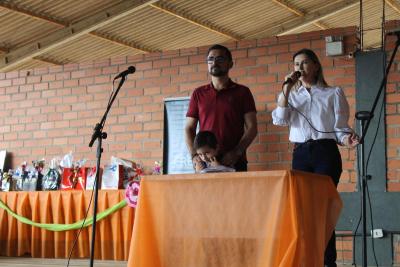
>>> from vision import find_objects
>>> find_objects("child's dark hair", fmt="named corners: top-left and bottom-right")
top-left (193, 131), bottom-right (218, 150)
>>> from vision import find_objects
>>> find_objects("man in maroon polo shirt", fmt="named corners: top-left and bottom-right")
top-left (185, 44), bottom-right (258, 171)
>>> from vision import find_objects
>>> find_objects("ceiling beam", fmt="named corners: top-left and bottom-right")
top-left (0, 47), bottom-right (9, 53)
top-left (385, 0), bottom-right (400, 14)
top-left (150, 2), bottom-right (242, 41)
top-left (0, 2), bottom-right (66, 26)
top-left (313, 21), bottom-right (328, 30)
top-left (266, 0), bottom-right (359, 36)
top-left (271, 0), bottom-right (304, 16)
top-left (33, 57), bottom-right (65, 65)
top-left (0, 0), bottom-right (158, 71)
top-left (271, 0), bottom-right (328, 30)
top-left (90, 32), bottom-right (155, 53)
top-left (0, 1), bottom-right (153, 56)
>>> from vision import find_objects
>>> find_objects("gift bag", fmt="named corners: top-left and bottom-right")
top-left (101, 164), bottom-right (123, 189)
top-left (32, 159), bottom-right (45, 191)
top-left (20, 167), bottom-right (38, 191)
top-left (1, 171), bottom-right (12, 191)
top-left (110, 156), bottom-right (141, 188)
top-left (61, 167), bottom-right (88, 190)
top-left (42, 158), bottom-right (61, 190)
top-left (22, 179), bottom-right (37, 191)
top-left (42, 169), bottom-right (61, 190)
top-left (86, 167), bottom-right (103, 190)
top-left (122, 165), bottom-right (140, 188)
top-left (12, 163), bottom-right (28, 191)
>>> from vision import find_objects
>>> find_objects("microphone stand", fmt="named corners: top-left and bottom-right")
top-left (88, 76), bottom-right (127, 267)
top-left (355, 32), bottom-right (400, 267)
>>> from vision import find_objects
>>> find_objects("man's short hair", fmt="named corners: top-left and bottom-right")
top-left (207, 44), bottom-right (232, 62)
top-left (194, 131), bottom-right (218, 150)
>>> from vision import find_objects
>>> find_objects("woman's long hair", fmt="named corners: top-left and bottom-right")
top-left (292, 48), bottom-right (329, 89)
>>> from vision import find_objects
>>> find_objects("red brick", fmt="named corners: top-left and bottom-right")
top-left (235, 58), bottom-right (257, 67)
top-left (144, 69), bottom-right (161, 78)
top-left (27, 76), bottom-right (41, 84)
top-left (257, 55), bottom-right (277, 65)
top-left (248, 66), bottom-right (268, 76)
top-left (162, 67), bottom-right (179, 76)
top-left (188, 54), bottom-right (207, 65)
top-left (237, 39), bottom-right (256, 48)
top-left (172, 57), bottom-right (189, 66)
top-left (56, 72), bottom-right (70, 80)
top-left (231, 49), bottom-right (248, 59)
top-left (33, 99), bottom-right (47, 107)
top-left (248, 47), bottom-right (267, 57)
top-left (12, 77), bottom-right (26, 85)
top-left (155, 50), bottom-right (176, 60)
top-left (71, 70), bottom-right (86, 79)
top-left (6, 71), bottom-right (19, 79)
top-left (179, 47), bottom-right (198, 56)
top-left (311, 39), bottom-right (325, 49)
top-left (144, 52), bottom-right (162, 61)
top-left (161, 85), bottom-right (179, 94)
top-left (269, 63), bottom-right (290, 73)
top-left (135, 61), bottom-right (153, 70)
top-left (269, 44), bottom-right (289, 54)
top-left (144, 122), bottom-right (161, 131)
top-left (256, 74), bottom-right (277, 84)
top-left (94, 75), bottom-right (110, 84)
top-left (79, 61), bottom-right (94, 69)
top-left (34, 83), bottom-right (49, 91)
top-left (153, 59), bottom-right (170, 68)
top-left (387, 182), bottom-right (400, 192)
top-left (143, 104), bottom-right (162, 112)
top-left (289, 41), bottom-right (311, 52)
top-left (111, 56), bottom-right (127, 65)
top-left (338, 183), bottom-right (355, 192)
top-left (11, 93), bottom-right (26, 101)
top-left (152, 111), bottom-right (163, 121)
top-left (143, 140), bottom-right (161, 149)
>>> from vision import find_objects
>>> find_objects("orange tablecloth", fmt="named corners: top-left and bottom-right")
top-left (0, 190), bottom-right (134, 260)
top-left (127, 170), bottom-right (342, 267)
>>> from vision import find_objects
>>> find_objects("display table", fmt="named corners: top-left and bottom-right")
top-left (0, 190), bottom-right (134, 260)
top-left (127, 170), bottom-right (342, 267)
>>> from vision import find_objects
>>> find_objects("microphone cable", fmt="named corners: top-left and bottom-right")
top-left (66, 180), bottom-right (96, 266)
top-left (280, 82), bottom-right (353, 136)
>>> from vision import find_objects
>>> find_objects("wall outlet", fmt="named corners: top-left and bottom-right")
top-left (371, 229), bottom-right (384, 238)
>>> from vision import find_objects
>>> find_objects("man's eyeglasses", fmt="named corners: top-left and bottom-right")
top-left (206, 56), bottom-right (227, 64)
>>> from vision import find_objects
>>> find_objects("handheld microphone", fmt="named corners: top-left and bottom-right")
top-left (113, 66), bottom-right (136, 80)
top-left (283, 71), bottom-right (301, 85)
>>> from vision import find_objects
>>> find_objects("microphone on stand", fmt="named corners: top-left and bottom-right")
top-left (283, 71), bottom-right (301, 85)
top-left (113, 66), bottom-right (136, 80)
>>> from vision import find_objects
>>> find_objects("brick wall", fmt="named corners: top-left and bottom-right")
top-left (336, 232), bottom-right (354, 266)
top-left (0, 27), bottom-right (360, 179)
top-left (386, 20), bottom-right (400, 192)
top-left (1, 25), bottom-right (400, 264)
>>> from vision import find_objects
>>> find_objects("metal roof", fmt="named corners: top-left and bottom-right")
top-left (0, 0), bottom-right (399, 72)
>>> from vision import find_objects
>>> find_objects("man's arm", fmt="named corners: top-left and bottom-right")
top-left (184, 117), bottom-right (199, 158)
top-left (222, 111), bottom-right (258, 166)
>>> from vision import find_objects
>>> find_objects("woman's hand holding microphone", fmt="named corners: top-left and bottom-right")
top-left (279, 71), bottom-right (301, 107)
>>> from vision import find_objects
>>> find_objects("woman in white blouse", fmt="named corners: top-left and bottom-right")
top-left (272, 48), bottom-right (358, 267)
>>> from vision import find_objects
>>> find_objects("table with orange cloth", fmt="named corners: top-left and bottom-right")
top-left (0, 190), bottom-right (134, 260)
top-left (128, 170), bottom-right (342, 267)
